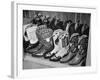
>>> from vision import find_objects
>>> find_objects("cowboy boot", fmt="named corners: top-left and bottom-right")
top-left (68, 49), bottom-right (87, 66)
top-left (60, 47), bottom-right (78, 63)
top-left (68, 35), bottom-right (88, 66)
top-left (26, 43), bottom-right (43, 54)
top-left (44, 29), bottom-right (63, 58)
top-left (32, 27), bottom-right (53, 57)
top-left (60, 33), bottom-right (79, 63)
top-left (50, 31), bottom-right (69, 61)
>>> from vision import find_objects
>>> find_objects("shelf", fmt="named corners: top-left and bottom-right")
top-left (23, 54), bottom-right (70, 69)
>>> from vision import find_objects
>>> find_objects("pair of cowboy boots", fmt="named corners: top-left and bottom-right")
top-left (46, 31), bottom-right (70, 61)
top-left (44, 29), bottom-right (64, 59)
top-left (60, 33), bottom-right (79, 63)
top-left (60, 35), bottom-right (88, 66)
top-left (26, 25), bottom-right (54, 57)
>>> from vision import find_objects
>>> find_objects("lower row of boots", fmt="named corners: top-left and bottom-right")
top-left (24, 33), bottom-right (88, 66)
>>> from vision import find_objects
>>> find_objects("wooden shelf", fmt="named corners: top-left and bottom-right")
top-left (23, 54), bottom-right (70, 69)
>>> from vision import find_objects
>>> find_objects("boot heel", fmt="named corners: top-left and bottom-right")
top-left (78, 58), bottom-right (86, 66)
top-left (80, 58), bottom-right (86, 66)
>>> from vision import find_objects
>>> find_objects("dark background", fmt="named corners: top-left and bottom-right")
top-left (23, 10), bottom-right (91, 26)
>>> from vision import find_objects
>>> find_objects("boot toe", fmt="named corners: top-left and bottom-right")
top-left (44, 52), bottom-right (52, 59)
top-left (68, 59), bottom-right (76, 65)
top-left (32, 52), bottom-right (43, 57)
top-left (60, 54), bottom-right (71, 63)
top-left (50, 56), bottom-right (61, 62)
top-left (60, 57), bottom-right (69, 63)
top-left (32, 49), bottom-right (46, 57)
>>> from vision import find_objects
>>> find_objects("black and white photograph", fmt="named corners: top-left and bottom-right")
top-left (11, 2), bottom-right (97, 78)
top-left (23, 10), bottom-right (91, 69)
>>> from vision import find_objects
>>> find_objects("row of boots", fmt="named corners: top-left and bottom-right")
top-left (23, 25), bottom-right (88, 66)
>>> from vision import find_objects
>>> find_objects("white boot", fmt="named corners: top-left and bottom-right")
top-left (55, 31), bottom-right (69, 57)
top-left (50, 29), bottom-right (63, 54)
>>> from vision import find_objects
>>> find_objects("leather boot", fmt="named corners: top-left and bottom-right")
top-left (68, 35), bottom-right (88, 66)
